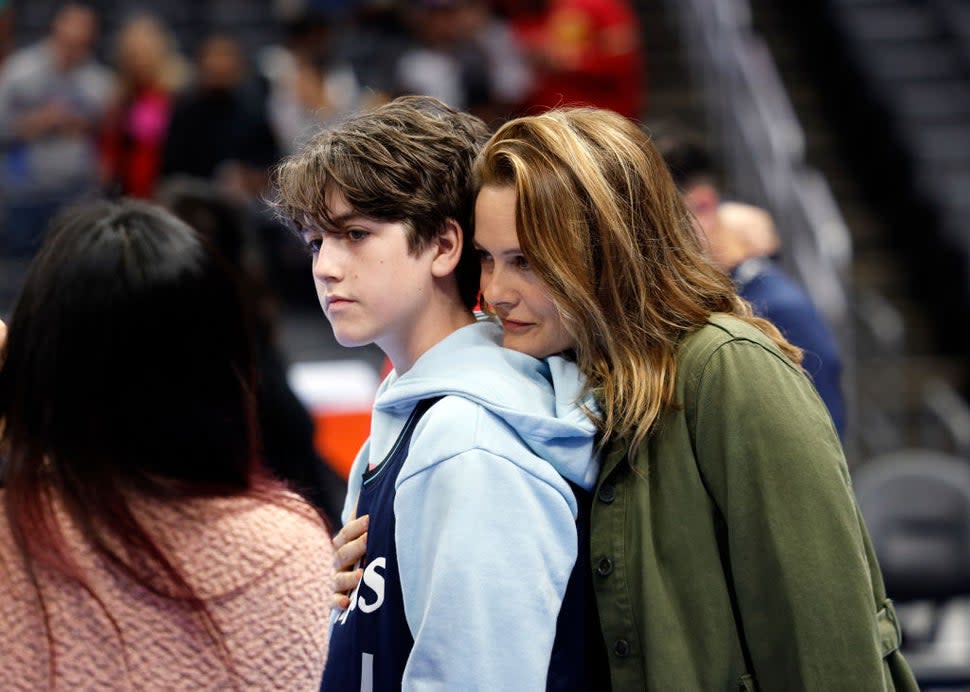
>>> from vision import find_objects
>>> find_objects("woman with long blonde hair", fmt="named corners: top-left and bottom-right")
top-left (471, 107), bottom-right (917, 691)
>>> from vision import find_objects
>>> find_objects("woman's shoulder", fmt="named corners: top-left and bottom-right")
top-left (223, 492), bottom-right (333, 553)
top-left (684, 312), bottom-right (774, 346)
top-left (678, 313), bottom-right (792, 372)
top-left (141, 489), bottom-right (326, 535)
top-left (135, 491), bottom-right (334, 598)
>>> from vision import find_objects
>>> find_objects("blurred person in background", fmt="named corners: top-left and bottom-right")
top-left (395, 0), bottom-right (530, 123)
top-left (259, 8), bottom-right (366, 304)
top-left (330, 0), bottom-right (411, 107)
top-left (655, 128), bottom-right (847, 438)
top-left (0, 0), bottom-right (13, 65)
top-left (156, 176), bottom-right (347, 527)
top-left (395, 0), bottom-right (490, 112)
top-left (99, 14), bottom-right (188, 198)
top-left (161, 33), bottom-right (279, 201)
top-left (261, 9), bottom-right (361, 155)
top-left (453, 0), bottom-right (533, 122)
top-left (495, 0), bottom-right (642, 119)
top-left (0, 0), bottom-right (11, 244)
top-left (0, 199), bottom-right (334, 689)
top-left (0, 3), bottom-right (111, 257)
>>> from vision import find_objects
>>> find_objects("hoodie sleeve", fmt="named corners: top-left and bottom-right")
top-left (393, 412), bottom-right (579, 691)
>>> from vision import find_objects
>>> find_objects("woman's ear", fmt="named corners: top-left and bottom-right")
top-left (430, 218), bottom-right (464, 278)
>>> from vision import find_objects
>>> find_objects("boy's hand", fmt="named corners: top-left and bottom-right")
top-left (0, 319), bottom-right (6, 348)
top-left (332, 513), bottom-right (368, 610)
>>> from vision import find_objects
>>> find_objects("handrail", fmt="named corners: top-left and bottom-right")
top-left (662, 0), bottom-right (876, 462)
top-left (923, 378), bottom-right (970, 458)
top-left (670, 0), bottom-right (970, 464)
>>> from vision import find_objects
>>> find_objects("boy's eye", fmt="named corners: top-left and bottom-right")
top-left (347, 228), bottom-right (369, 241)
top-left (305, 237), bottom-right (322, 254)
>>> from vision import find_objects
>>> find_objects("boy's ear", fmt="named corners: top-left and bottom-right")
top-left (430, 218), bottom-right (464, 278)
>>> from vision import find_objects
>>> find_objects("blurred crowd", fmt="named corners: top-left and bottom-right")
top-left (0, 0), bottom-right (643, 284)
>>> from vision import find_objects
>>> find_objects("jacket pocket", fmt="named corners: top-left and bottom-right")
top-left (738, 673), bottom-right (758, 692)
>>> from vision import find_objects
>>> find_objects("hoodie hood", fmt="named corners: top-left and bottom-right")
top-left (368, 319), bottom-right (599, 491)
top-left (332, 319), bottom-right (602, 689)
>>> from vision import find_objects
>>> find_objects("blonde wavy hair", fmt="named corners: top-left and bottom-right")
top-left (473, 108), bottom-right (802, 453)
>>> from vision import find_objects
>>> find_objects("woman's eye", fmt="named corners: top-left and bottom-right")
top-left (476, 249), bottom-right (493, 265)
top-left (514, 255), bottom-right (530, 270)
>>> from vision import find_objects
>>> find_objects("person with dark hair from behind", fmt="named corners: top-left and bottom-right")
top-left (155, 176), bottom-right (347, 527)
top-left (0, 200), bottom-right (334, 689)
top-left (654, 128), bottom-right (847, 437)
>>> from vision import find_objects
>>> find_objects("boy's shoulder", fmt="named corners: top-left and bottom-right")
top-left (408, 394), bottom-right (510, 459)
top-left (399, 394), bottom-right (570, 491)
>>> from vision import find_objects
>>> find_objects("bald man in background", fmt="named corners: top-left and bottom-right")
top-left (657, 130), bottom-right (847, 438)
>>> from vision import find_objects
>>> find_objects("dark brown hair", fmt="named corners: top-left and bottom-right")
top-left (0, 199), bottom-right (274, 683)
top-left (271, 95), bottom-right (490, 309)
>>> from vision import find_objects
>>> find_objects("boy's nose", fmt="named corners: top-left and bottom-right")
top-left (312, 244), bottom-right (342, 282)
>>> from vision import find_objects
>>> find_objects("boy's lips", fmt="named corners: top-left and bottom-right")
top-left (325, 295), bottom-right (354, 310)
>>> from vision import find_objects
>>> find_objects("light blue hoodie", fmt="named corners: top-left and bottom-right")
top-left (339, 318), bottom-right (599, 691)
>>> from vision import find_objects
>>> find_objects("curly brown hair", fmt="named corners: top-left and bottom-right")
top-left (271, 95), bottom-right (490, 309)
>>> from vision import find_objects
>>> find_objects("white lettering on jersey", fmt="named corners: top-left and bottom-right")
top-left (360, 652), bottom-right (374, 692)
top-left (358, 557), bottom-right (386, 613)
top-left (335, 556), bottom-right (387, 625)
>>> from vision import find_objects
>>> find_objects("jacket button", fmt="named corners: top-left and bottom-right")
top-left (596, 557), bottom-right (614, 576)
top-left (614, 639), bottom-right (630, 657)
top-left (598, 483), bottom-right (616, 503)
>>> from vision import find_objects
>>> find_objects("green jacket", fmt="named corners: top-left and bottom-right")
top-left (591, 315), bottom-right (918, 691)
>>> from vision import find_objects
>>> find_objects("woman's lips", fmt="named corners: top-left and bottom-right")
top-left (501, 318), bottom-right (534, 334)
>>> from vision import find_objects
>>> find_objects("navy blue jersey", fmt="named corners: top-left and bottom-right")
top-left (549, 479), bottom-right (610, 691)
top-left (322, 396), bottom-right (607, 691)
top-left (323, 398), bottom-right (439, 692)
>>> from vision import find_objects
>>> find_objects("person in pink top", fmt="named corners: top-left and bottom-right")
top-left (0, 200), bottom-right (335, 690)
top-left (99, 15), bottom-right (187, 198)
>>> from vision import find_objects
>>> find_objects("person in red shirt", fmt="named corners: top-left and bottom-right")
top-left (497, 0), bottom-right (644, 119)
